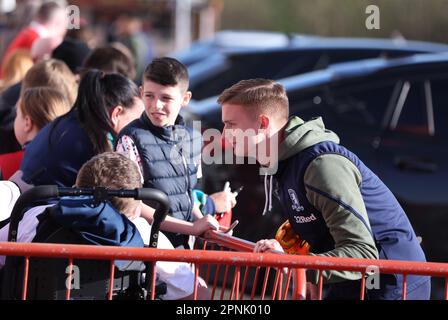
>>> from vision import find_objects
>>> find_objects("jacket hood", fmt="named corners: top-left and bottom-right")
top-left (50, 196), bottom-right (144, 270)
top-left (50, 196), bottom-right (143, 248)
top-left (278, 116), bottom-right (340, 161)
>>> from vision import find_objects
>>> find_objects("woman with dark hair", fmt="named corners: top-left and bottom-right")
top-left (19, 69), bottom-right (144, 187)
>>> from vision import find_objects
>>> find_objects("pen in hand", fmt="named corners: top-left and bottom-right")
top-left (233, 186), bottom-right (244, 196)
top-left (224, 220), bottom-right (239, 234)
top-left (217, 183), bottom-right (243, 218)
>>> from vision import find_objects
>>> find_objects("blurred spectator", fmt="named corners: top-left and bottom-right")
top-left (110, 15), bottom-right (154, 83)
top-left (52, 37), bottom-right (91, 76)
top-left (0, 83), bottom-right (22, 154)
top-left (1, 1), bottom-right (68, 77)
top-left (30, 35), bottom-right (63, 62)
top-left (81, 45), bottom-right (136, 80)
top-left (65, 17), bottom-right (97, 49)
top-left (22, 59), bottom-right (78, 105)
top-left (14, 86), bottom-right (71, 147)
top-left (0, 59), bottom-right (77, 155)
top-left (19, 70), bottom-right (144, 187)
top-left (0, 87), bottom-right (71, 179)
top-left (0, 49), bottom-right (33, 93)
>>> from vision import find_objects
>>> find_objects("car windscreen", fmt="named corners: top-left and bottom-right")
top-left (189, 48), bottom-right (424, 100)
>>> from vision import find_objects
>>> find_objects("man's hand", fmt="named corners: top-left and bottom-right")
top-left (253, 239), bottom-right (284, 253)
top-left (254, 239), bottom-right (287, 273)
top-left (209, 190), bottom-right (237, 213)
top-left (192, 215), bottom-right (220, 236)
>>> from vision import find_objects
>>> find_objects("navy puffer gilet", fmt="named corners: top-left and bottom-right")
top-left (118, 113), bottom-right (202, 248)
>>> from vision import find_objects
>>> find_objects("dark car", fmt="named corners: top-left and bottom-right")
top-left (187, 52), bottom-right (448, 299)
top-left (178, 35), bottom-right (448, 101)
top-left (170, 30), bottom-right (322, 67)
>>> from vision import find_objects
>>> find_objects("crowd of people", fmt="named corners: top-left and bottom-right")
top-left (0, 1), bottom-right (431, 300)
top-left (0, 1), bottom-right (232, 300)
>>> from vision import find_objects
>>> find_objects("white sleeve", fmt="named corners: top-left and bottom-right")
top-left (131, 217), bottom-right (195, 300)
top-left (0, 204), bottom-right (53, 268)
top-left (196, 162), bottom-right (202, 179)
top-left (0, 181), bottom-right (21, 222)
top-left (17, 205), bottom-right (54, 243)
top-left (0, 221), bottom-right (10, 243)
top-left (116, 135), bottom-right (144, 183)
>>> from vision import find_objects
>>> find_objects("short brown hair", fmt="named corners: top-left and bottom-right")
top-left (217, 79), bottom-right (289, 120)
top-left (76, 152), bottom-right (142, 219)
top-left (143, 57), bottom-right (189, 93)
top-left (22, 59), bottom-right (78, 106)
top-left (18, 87), bottom-right (71, 129)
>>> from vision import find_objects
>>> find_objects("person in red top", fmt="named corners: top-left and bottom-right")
top-left (1, 1), bottom-right (67, 76)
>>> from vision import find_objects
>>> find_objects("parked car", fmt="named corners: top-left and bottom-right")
top-left (177, 34), bottom-right (448, 101)
top-left (170, 30), bottom-right (321, 67)
top-left (187, 52), bottom-right (448, 298)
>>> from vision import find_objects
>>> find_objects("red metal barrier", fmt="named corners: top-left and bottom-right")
top-left (0, 233), bottom-right (306, 301)
top-left (200, 231), bottom-right (448, 300)
top-left (199, 230), bottom-right (307, 300)
top-left (1, 231), bottom-right (448, 300)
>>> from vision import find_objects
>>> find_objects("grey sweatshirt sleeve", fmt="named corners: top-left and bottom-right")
top-left (303, 154), bottom-right (379, 284)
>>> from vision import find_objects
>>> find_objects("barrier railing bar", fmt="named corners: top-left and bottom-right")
top-left (149, 264), bottom-right (156, 300)
top-left (220, 264), bottom-right (230, 300)
top-left (402, 274), bottom-right (407, 300)
top-left (3, 234), bottom-right (448, 302)
top-left (360, 272), bottom-right (366, 300)
top-left (294, 269), bottom-right (308, 300)
top-left (193, 264), bottom-right (199, 300)
top-left (203, 242), bottom-right (212, 284)
top-left (240, 266), bottom-right (249, 300)
top-left (261, 267), bottom-right (270, 300)
top-left (317, 272), bottom-right (323, 300)
top-left (271, 269), bottom-right (280, 300)
top-left (283, 269), bottom-right (293, 300)
top-left (22, 256), bottom-right (29, 300)
top-left (278, 273), bottom-right (284, 300)
top-left (2, 241), bottom-right (446, 277)
top-left (230, 266), bottom-right (240, 300)
top-left (108, 260), bottom-right (115, 300)
top-left (235, 267), bottom-right (240, 300)
top-left (445, 277), bottom-right (448, 300)
top-left (2, 241), bottom-right (447, 277)
top-left (66, 258), bottom-right (73, 300)
top-left (211, 263), bottom-right (221, 300)
top-left (251, 267), bottom-right (260, 300)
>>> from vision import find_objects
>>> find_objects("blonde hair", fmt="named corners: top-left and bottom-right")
top-left (18, 87), bottom-right (71, 130)
top-left (217, 79), bottom-right (289, 121)
top-left (1, 50), bottom-right (34, 92)
top-left (22, 59), bottom-right (78, 106)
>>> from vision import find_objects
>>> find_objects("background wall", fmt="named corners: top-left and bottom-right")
top-left (220, 0), bottom-right (448, 43)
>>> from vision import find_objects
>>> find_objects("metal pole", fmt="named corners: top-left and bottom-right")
top-left (174, 0), bottom-right (192, 51)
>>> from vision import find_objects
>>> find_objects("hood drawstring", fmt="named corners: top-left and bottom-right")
top-left (262, 174), bottom-right (268, 215)
top-left (262, 173), bottom-right (274, 215)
